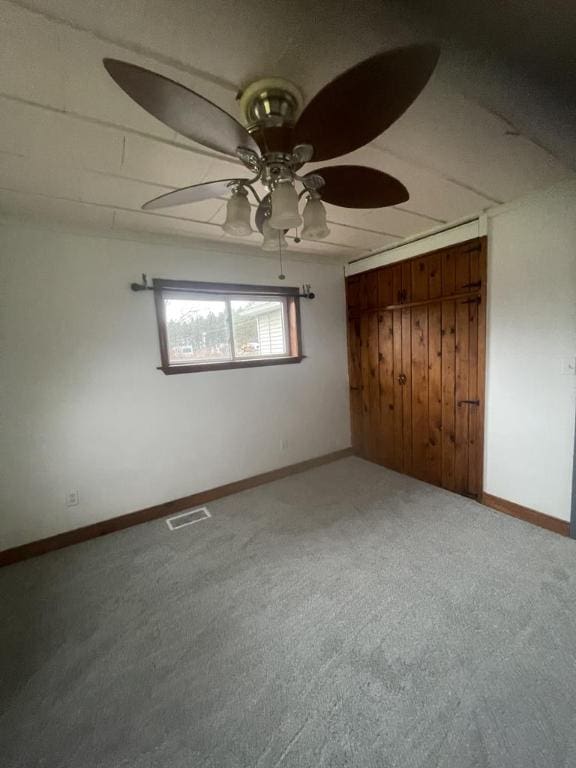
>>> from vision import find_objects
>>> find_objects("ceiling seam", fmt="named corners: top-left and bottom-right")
top-left (0, 213), bottom-right (347, 265)
top-left (39, 167), bottom-right (403, 240)
top-left (370, 143), bottom-right (503, 203)
top-left (0, 92), bottom-right (481, 227)
top-left (394, 206), bottom-right (446, 224)
top-left (0, 185), bottom-right (363, 252)
top-left (0, 91), bottom-right (231, 164)
top-left (4, 0), bottom-right (239, 93)
top-left (469, 99), bottom-right (575, 171)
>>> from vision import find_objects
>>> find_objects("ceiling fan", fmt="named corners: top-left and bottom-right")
top-left (103, 45), bottom-right (439, 251)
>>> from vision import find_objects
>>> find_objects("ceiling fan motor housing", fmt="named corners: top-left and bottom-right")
top-left (239, 78), bottom-right (303, 128)
top-left (239, 78), bottom-right (305, 166)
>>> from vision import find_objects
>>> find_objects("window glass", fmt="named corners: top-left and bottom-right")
top-left (231, 299), bottom-right (286, 358)
top-left (165, 296), bottom-right (231, 364)
top-left (154, 281), bottom-right (302, 373)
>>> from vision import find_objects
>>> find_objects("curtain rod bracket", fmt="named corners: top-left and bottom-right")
top-left (130, 274), bottom-right (154, 292)
top-left (299, 284), bottom-right (315, 299)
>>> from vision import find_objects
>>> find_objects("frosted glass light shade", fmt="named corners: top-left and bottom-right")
top-left (222, 189), bottom-right (252, 236)
top-left (269, 181), bottom-right (302, 230)
top-left (262, 217), bottom-right (288, 252)
top-left (302, 197), bottom-right (330, 240)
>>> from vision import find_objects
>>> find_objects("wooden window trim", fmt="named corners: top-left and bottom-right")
top-left (153, 279), bottom-right (303, 374)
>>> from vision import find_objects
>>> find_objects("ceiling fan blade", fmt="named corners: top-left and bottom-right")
top-left (103, 59), bottom-right (260, 157)
top-left (307, 166), bottom-right (409, 208)
top-left (142, 179), bottom-right (249, 211)
top-left (294, 45), bottom-right (440, 161)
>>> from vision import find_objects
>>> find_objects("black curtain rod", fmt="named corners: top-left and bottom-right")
top-left (130, 274), bottom-right (315, 299)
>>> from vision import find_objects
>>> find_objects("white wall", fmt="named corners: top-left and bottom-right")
top-left (484, 178), bottom-right (576, 521)
top-left (0, 224), bottom-right (351, 550)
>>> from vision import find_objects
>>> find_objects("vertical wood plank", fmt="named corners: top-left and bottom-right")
top-left (442, 248), bottom-right (456, 297)
top-left (346, 276), bottom-right (361, 317)
top-left (454, 294), bottom-right (470, 493)
top-left (476, 238), bottom-right (488, 498)
top-left (428, 253), bottom-right (442, 300)
top-left (392, 308), bottom-right (404, 471)
top-left (426, 251), bottom-right (443, 486)
top-left (411, 257), bottom-right (429, 301)
top-left (401, 308), bottom-right (412, 475)
top-left (467, 239), bottom-right (486, 497)
top-left (411, 306), bottom-right (429, 481)
top-left (410, 258), bottom-right (430, 480)
top-left (359, 274), bottom-right (367, 311)
top-left (401, 261), bottom-right (412, 303)
top-left (441, 249), bottom-right (456, 490)
top-left (392, 264), bottom-right (403, 306)
top-left (378, 310), bottom-right (395, 468)
top-left (347, 317), bottom-right (363, 453)
top-left (454, 243), bottom-right (472, 493)
top-left (378, 266), bottom-right (394, 308)
top-left (467, 251), bottom-right (480, 496)
top-left (427, 301), bottom-right (443, 486)
top-left (360, 312), bottom-right (370, 459)
top-left (454, 246), bottom-right (471, 293)
top-left (364, 271), bottom-right (379, 310)
top-left (363, 311), bottom-right (380, 462)
top-left (441, 299), bottom-right (457, 490)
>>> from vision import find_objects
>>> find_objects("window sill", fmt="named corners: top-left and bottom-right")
top-left (157, 355), bottom-right (305, 375)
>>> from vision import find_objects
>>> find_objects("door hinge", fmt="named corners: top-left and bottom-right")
top-left (461, 281), bottom-right (481, 290)
top-left (458, 399), bottom-right (480, 406)
top-left (461, 296), bottom-right (481, 304)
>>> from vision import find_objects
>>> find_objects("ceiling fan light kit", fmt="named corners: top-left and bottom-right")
top-left (261, 217), bottom-right (288, 252)
top-left (302, 194), bottom-right (331, 240)
top-left (103, 44), bottom-right (439, 252)
top-left (222, 186), bottom-right (252, 236)
top-left (269, 180), bottom-right (303, 230)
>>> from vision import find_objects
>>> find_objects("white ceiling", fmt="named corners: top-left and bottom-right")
top-left (0, 0), bottom-right (573, 263)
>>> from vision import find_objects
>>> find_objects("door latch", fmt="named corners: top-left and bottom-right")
top-left (458, 399), bottom-right (480, 406)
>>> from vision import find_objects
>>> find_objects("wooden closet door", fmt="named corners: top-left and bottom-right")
top-left (345, 237), bottom-right (486, 500)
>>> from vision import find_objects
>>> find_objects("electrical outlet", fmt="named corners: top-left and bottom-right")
top-left (65, 490), bottom-right (79, 507)
top-left (280, 439), bottom-right (289, 451)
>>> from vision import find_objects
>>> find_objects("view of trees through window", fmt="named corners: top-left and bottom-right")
top-left (165, 295), bottom-right (286, 364)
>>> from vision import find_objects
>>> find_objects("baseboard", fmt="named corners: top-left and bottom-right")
top-left (0, 448), bottom-right (354, 568)
top-left (482, 493), bottom-right (570, 537)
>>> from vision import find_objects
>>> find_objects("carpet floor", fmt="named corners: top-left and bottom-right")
top-left (1, 457), bottom-right (576, 768)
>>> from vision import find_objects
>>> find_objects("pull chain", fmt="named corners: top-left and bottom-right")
top-left (278, 230), bottom-right (286, 280)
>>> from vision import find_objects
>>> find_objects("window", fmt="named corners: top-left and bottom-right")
top-left (153, 280), bottom-right (303, 374)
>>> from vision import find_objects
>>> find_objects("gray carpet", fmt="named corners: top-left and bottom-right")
top-left (1, 457), bottom-right (576, 768)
